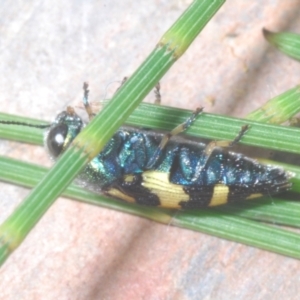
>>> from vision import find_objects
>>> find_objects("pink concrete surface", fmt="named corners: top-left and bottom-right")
top-left (0, 1), bottom-right (300, 299)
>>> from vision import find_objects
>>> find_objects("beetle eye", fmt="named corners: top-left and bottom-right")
top-left (46, 124), bottom-right (68, 157)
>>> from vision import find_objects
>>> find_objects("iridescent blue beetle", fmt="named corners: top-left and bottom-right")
top-left (44, 83), bottom-right (292, 208)
top-left (1, 83), bottom-right (292, 209)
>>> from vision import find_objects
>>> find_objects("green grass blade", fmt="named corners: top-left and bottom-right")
top-left (246, 84), bottom-right (300, 124)
top-left (172, 209), bottom-right (300, 259)
top-left (2, 103), bottom-right (300, 154)
top-left (0, 0), bottom-right (226, 266)
top-left (263, 28), bottom-right (300, 61)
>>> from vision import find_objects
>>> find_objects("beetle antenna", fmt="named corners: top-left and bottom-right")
top-left (0, 120), bottom-right (50, 129)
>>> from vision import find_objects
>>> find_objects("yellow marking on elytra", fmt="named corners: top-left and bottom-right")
top-left (246, 193), bottom-right (263, 200)
top-left (106, 188), bottom-right (136, 203)
top-left (208, 184), bottom-right (229, 206)
top-left (142, 171), bottom-right (189, 208)
top-left (124, 175), bottom-right (135, 183)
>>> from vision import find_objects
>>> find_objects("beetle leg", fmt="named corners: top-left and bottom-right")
top-left (192, 125), bottom-right (250, 182)
top-left (146, 107), bottom-right (203, 169)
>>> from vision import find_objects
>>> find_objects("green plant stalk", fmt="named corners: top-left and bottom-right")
top-left (173, 210), bottom-right (300, 259)
top-left (130, 105), bottom-right (300, 153)
top-left (215, 197), bottom-right (300, 226)
top-left (1, 155), bottom-right (300, 259)
top-left (263, 28), bottom-right (300, 61)
top-left (0, 0), bottom-right (225, 266)
top-left (246, 84), bottom-right (300, 123)
top-left (0, 146), bottom-right (88, 263)
top-left (2, 102), bottom-right (300, 154)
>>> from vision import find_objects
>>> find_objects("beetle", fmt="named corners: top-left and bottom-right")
top-left (0, 83), bottom-right (292, 209)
